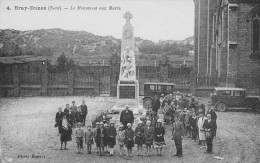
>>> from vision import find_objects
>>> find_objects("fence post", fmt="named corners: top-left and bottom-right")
top-left (109, 53), bottom-right (119, 96)
top-left (68, 68), bottom-right (74, 95)
top-left (159, 54), bottom-right (169, 82)
top-left (41, 61), bottom-right (48, 96)
top-left (13, 64), bottom-right (20, 97)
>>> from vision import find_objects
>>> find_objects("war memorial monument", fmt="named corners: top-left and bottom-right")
top-left (113, 11), bottom-right (140, 113)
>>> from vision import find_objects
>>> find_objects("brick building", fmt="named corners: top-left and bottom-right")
top-left (194, 0), bottom-right (260, 95)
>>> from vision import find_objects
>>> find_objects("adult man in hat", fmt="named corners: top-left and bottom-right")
top-left (120, 105), bottom-right (134, 130)
top-left (172, 116), bottom-right (184, 157)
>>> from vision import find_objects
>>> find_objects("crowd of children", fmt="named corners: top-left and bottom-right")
top-left (55, 93), bottom-right (217, 157)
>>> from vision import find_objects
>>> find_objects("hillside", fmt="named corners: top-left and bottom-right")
top-left (0, 28), bottom-right (121, 59)
top-left (0, 28), bottom-right (194, 65)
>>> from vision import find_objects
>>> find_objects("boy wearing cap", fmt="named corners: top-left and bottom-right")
top-left (75, 122), bottom-right (84, 153)
top-left (107, 121), bottom-right (117, 156)
top-left (85, 125), bottom-right (94, 154)
top-left (125, 123), bottom-right (135, 157)
top-left (117, 124), bottom-right (125, 156)
top-left (93, 122), bottom-right (100, 153)
top-left (135, 120), bottom-right (144, 156)
top-left (144, 120), bottom-right (154, 156)
top-left (70, 101), bottom-right (77, 128)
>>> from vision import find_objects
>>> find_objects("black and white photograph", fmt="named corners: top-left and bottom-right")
top-left (0, 0), bottom-right (260, 162)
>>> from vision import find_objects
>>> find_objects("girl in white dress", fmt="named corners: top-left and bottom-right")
top-left (197, 116), bottom-right (207, 149)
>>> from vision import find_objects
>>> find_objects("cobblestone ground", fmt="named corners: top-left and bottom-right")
top-left (0, 96), bottom-right (260, 163)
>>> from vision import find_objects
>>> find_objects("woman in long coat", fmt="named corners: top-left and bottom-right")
top-left (59, 115), bottom-right (72, 150)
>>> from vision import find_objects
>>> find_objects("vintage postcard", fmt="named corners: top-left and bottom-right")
top-left (0, 0), bottom-right (260, 162)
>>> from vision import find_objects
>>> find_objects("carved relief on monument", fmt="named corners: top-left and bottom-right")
top-left (120, 46), bottom-right (136, 80)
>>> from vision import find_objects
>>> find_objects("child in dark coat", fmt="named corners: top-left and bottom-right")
top-left (96, 122), bottom-right (107, 156)
top-left (154, 119), bottom-right (166, 156)
top-left (85, 125), bottom-right (94, 154)
top-left (135, 121), bottom-right (144, 156)
top-left (107, 121), bottom-right (117, 156)
top-left (144, 120), bottom-right (154, 156)
top-left (190, 111), bottom-right (197, 140)
top-left (75, 122), bottom-right (84, 153)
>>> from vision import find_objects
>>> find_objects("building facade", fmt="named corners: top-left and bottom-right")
top-left (194, 0), bottom-right (260, 95)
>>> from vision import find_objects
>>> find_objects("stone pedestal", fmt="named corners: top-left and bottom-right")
top-left (115, 80), bottom-right (140, 113)
top-left (117, 80), bottom-right (139, 101)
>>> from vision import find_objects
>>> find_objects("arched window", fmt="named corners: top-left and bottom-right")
top-left (251, 7), bottom-right (260, 59)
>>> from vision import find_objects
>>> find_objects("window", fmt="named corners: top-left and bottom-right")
top-left (222, 90), bottom-right (231, 96)
top-left (212, 13), bottom-right (217, 43)
top-left (167, 86), bottom-right (171, 91)
top-left (150, 85), bottom-right (154, 91)
top-left (157, 85), bottom-right (161, 90)
top-left (234, 91), bottom-right (243, 97)
top-left (251, 6), bottom-right (260, 59)
top-left (252, 10), bottom-right (260, 58)
top-left (221, 10), bottom-right (224, 41)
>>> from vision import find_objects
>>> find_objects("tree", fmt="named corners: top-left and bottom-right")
top-left (56, 52), bottom-right (74, 72)
top-left (57, 52), bottom-right (67, 72)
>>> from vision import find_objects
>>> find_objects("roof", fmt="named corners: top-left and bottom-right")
top-left (0, 55), bottom-right (49, 64)
top-left (214, 87), bottom-right (246, 91)
top-left (144, 82), bottom-right (175, 85)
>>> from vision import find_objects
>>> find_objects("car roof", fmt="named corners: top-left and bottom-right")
top-left (214, 87), bottom-right (246, 91)
top-left (144, 82), bottom-right (175, 86)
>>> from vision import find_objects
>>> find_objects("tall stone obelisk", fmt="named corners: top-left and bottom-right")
top-left (116, 11), bottom-right (139, 111)
top-left (119, 11), bottom-right (136, 81)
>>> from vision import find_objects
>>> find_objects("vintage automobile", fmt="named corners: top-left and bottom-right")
top-left (210, 87), bottom-right (260, 112)
top-left (142, 82), bottom-right (175, 109)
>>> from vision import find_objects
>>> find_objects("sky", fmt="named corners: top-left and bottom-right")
top-left (0, 0), bottom-right (194, 42)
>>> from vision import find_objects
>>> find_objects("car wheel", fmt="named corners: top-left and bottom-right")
top-left (216, 102), bottom-right (227, 112)
top-left (143, 98), bottom-right (153, 109)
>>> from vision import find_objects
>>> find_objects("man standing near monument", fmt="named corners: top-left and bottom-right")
top-left (205, 101), bottom-right (217, 138)
top-left (172, 116), bottom-right (184, 157)
top-left (120, 105), bottom-right (134, 130)
top-left (80, 100), bottom-right (88, 126)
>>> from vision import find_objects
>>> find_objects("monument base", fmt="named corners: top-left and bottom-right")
top-left (108, 80), bottom-right (142, 114)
